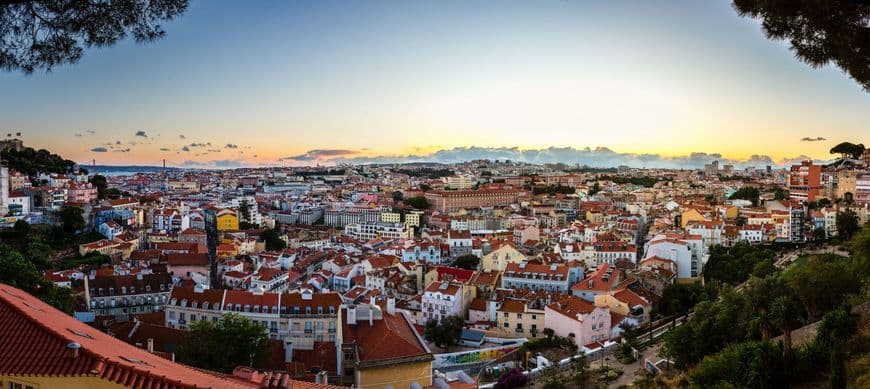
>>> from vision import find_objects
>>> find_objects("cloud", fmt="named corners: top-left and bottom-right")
top-left (86, 130), bottom-right (96, 134)
top-left (225, 143), bottom-right (238, 149)
top-left (160, 148), bottom-right (170, 151)
top-left (90, 147), bottom-right (108, 152)
top-left (74, 133), bottom-right (82, 137)
top-left (314, 146), bottom-right (833, 169)
top-left (188, 142), bottom-right (211, 148)
top-left (283, 149), bottom-right (360, 161)
top-left (180, 160), bottom-right (206, 167)
top-left (113, 148), bottom-right (131, 153)
top-left (801, 136), bottom-right (827, 142)
top-left (179, 134), bottom-right (186, 139)
top-left (182, 146), bottom-right (191, 152)
top-left (135, 131), bottom-right (148, 138)
top-left (115, 140), bottom-right (122, 145)
top-left (211, 159), bottom-right (244, 167)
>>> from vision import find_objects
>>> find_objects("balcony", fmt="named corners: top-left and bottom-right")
top-left (178, 319), bottom-right (187, 325)
top-left (328, 328), bottom-right (336, 333)
top-left (269, 328), bottom-right (278, 333)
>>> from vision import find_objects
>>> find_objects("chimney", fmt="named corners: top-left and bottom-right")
top-left (67, 342), bottom-right (81, 359)
top-left (386, 297), bottom-right (396, 315)
top-left (347, 305), bottom-right (357, 325)
top-left (315, 371), bottom-right (328, 384)
top-left (83, 276), bottom-right (91, 310)
top-left (147, 338), bottom-right (154, 353)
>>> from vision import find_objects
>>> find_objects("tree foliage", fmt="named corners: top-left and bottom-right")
top-left (733, 1), bottom-right (870, 91)
top-left (423, 315), bottom-right (464, 351)
top-left (702, 242), bottom-right (774, 285)
top-left (89, 174), bottom-right (108, 199)
top-left (829, 142), bottom-right (867, 159)
top-left (0, 146), bottom-right (76, 175)
top-left (60, 205), bottom-right (85, 233)
top-left (837, 208), bottom-right (860, 239)
top-left (451, 254), bottom-right (480, 270)
top-left (403, 195), bottom-right (429, 210)
top-left (259, 227), bottom-right (286, 251)
top-left (690, 340), bottom-right (786, 388)
top-left (0, 243), bottom-right (76, 313)
top-left (176, 313), bottom-right (272, 374)
top-left (728, 186), bottom-right (760, 206)
top-left (0, 0), bottom-right (189, 73)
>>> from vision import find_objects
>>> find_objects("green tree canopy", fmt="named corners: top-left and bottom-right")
top-left (837, 209), bottom-right (860, 239)
top-left (729, 186), bottom-right (761, 206)
top-left (733, 1), bottom-right (870, 91)
top-left (0, 0), bottom-right (189, 74)
top-left (403, 195), bottom-right (429, 210)
top-left (424, 315), bottom-right (464, 351)
top-left (60, 205), bottom-right (85, 233)
top-left (176, 313), bottom-right (272, 373)
top-left (451, 254), bottom-right (480, 270)
top-left (829, 142), bottom-right (866, 159)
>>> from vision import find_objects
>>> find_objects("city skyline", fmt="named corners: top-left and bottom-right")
top-left (1, 0), bottom-right (868, 168)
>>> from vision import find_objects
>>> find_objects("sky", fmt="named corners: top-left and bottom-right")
top-left (0, 0), bottom-right (867, 168)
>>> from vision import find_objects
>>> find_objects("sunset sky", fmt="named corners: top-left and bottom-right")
top-left (0, 0), bottom-right (867, 168)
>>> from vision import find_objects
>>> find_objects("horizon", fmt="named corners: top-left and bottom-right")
top-left (1, 0), bottom-right (868, 168)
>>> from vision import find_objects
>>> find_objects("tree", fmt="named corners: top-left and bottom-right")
top-left (423, 315), bottom-right (464, 351)
top-left (769, 295), bottom-right (804, 365)
top-left (451, 254), bottom-right (479, 270)
top-left (176, 313), bottom-right (272, 373)
top-left (829, 142), bottom-right (867, 159)
top-left (816, 308), bottom-right (859, 389)
top-left (773, 187), bottom-right (789, 201)
top-left (785, 255), bottom-right (860, 320)
top-left (690, 340), bottom-right (786, 388)
top-left (403, 195), bottom-right (429, 210)
top-left (259, 227), bottom-right (286, 251)
top-left (0, 0), bottom-right (189, 74)
top-left (60, 205), bottom-right (85, 233)
top-left (733, 1), bottom-right (870, 91)
top-left (89, 175), bottom-right (108, 199)
top-left (0, 246), bottom-right (75, 313)
top-left (729, 186), bottom-right (760, 206)
top-left (836, 209), bottom-right (860, 239)
top-left (391, 190), bottom-right (403, 202)
top-left (12, 219), bottom-right (30, 236)
top-left (495, 368), bottom-right (527, 389)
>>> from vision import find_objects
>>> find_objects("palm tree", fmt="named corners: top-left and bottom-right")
top-left (770, 296), bottom-right (803, 365)
top-left (818, 309), bottom-right (859, 389)
top-left (751, 308), bottom-right (774, 341)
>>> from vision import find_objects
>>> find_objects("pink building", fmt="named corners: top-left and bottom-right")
top-left (544, 296), bottom-right (611, 349)
top-left (66, 182), bottom-right (98, 203)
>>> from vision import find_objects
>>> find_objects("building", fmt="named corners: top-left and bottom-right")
top-left (86, 273), bottom-right (173, 316)
top-left (857, 174), bottom-right (870, 205)
top-left (501, 262), bottom-right (570, 292)
top-left (424, 189), bottom-right (525, 212)
top-left (421, 281), bottom-right (465, 323)
top-left (344, 222), bottom-right (411, 241)
top-left (446, 175), bottom-right (474, 189)
top-left (788, 160), bottom-right (822, 202)
top-left (165, 287), bottom-right (342, 348)
top-left (0, 282), bottom-right (340, 389)
top-left (481, 241), bottom-right (527, 272)
top-left (340, 303), bottom-right (434, 389)
top-left (217, 208), bottom-right (240, 231)
top-left (544, 296), bottom-right (612, 350)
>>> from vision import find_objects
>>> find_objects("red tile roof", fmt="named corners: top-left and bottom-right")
top-left (341, 308), bottom-right (432, 365)
top-left (0, 283), bottom-right (254, 388)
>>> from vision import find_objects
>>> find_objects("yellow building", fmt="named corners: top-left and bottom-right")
top-left (496, 298), bottom-right (545, 339)
top-left (482, 241), bottom-right (527, 272)
top-left (380, 211), bottom-right (402, 223)
top-left (216, 209), bottom-right (239, 231)
top-left (681, 208), bottom-right (707, 229)
top-left (405, 210), bottom-right (423, 228)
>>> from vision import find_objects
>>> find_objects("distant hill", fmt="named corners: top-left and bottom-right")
top-left (85, 165), bottom-right (182, 174)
